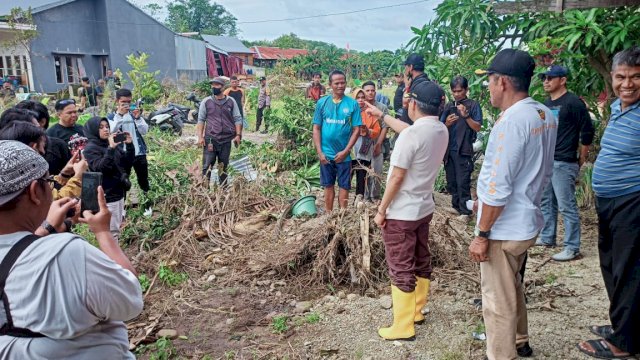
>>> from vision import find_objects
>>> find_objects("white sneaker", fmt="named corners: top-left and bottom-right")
top-left (143, 207), bottom-right (153, 217)
top-left (551, 248), bottom-right (579, 261)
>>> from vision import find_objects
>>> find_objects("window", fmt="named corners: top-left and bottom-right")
top-left (5, 56), bottom-right (12, 76)
top-left (100, 57), bottom-right (109, 77)
top-left (54, 55), bottom-right (82, 84)
top-left (55, 56), bottom-right (63, 83)
top-left (66, 57), bottom-right (74, 83)
top-left (0, 57), bottom-right (4, 77)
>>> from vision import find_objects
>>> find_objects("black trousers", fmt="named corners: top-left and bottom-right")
top-left (256, 107), bottom-right (267, 131)
top-left (351, 159), bottom-right (371, 196)
top-left (124, 155), bottom-right (150, 193)
top-left (202, 140), bottom-right (232, 185)
top-left (596, 191), bottom-right (640, 353)
top-left (445, 151), bottom-right (473, 213)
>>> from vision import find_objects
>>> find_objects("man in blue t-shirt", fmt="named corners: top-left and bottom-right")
top-left (312, 70), bottom-right (363, 212)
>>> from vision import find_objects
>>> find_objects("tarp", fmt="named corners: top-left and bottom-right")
top-left (206, 47), bottom-right (244, 77)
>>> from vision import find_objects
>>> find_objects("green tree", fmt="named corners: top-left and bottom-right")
top-left (1, 7), bottom-right (38, 56)
top-left (126, 53), bottom-right (162, 104)
top-left (165, 0), bottom-right (238, 36)
top-left (407, 0), bottom-right (640, 124)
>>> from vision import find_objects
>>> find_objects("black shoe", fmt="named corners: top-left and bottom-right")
top-left (517, 342), bottom-right (533, 357)
top-left (458, 208), bottom-right (472, 216)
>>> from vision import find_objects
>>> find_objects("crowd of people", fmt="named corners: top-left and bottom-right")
top-left (0, 43), bottom-right (637, 359)
top-left (0, 80), bottom-right (150, 356)
top-left (309, 46), bottom-right (639, 360)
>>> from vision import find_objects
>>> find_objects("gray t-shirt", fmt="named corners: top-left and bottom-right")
top-left (0, 232), bottom-right (143, 359)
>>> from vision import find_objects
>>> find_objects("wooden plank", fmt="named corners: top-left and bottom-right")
top-left (494, 0), bottom-right (640, 14)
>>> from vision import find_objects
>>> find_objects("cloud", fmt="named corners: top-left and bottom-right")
top-left (136, 0), bottom-right (441, 51)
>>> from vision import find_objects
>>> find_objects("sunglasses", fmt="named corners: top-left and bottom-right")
top-left (539, 75), bottom-right (559, 82)
top-left (57, 99), bottom-right (76, 106)
top-left (37, 175), bottom-right (56, 185)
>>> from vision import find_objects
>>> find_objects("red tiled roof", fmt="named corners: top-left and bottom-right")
top-left (252, 46), bottom-right (308, 60)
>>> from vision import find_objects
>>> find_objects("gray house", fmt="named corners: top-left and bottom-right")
top-left (0, 0), bottom-right (180, 93)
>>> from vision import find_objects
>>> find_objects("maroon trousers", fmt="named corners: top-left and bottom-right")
top-left (382, 213), bottom-right (433, 292)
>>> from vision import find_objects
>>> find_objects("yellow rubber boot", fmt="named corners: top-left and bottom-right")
top-left (415, 277), bottom-right (430, 324)
top-left (378, 285), bottom-right (416, 341)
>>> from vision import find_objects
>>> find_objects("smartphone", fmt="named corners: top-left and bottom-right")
top-left (81, 172), bottom-right (102, 213)
top-left (130, 104), bottom-right (137, 111)
top-left (114, 132), bottom-right (127, 143)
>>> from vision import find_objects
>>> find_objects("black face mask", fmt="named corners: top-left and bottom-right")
top-left (212, 87), bottom-right (222, 96)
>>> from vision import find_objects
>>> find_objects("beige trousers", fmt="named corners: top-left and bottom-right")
top-left (480, 238), bottom-right (536, 360)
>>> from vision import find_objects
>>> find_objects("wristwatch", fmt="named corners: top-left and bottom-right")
top-left (41, 220), bottom-right (57, 234)
top-left (474, 228), bottom-right (491, 239)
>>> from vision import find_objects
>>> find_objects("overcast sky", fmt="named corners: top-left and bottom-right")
top-left (136, 0), bottom-right (442, 51)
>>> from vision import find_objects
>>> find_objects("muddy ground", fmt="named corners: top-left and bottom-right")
top-left (130, 199), bottom-right (605, 359)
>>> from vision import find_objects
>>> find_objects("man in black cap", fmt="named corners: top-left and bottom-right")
top-left (471, 49), bottom-right (557, 360)
top-left (536, 65), bottom-right (594, 262)
top-left (400, 53), bottom-right (430, 125)
top-left (196, 77), bottom-right (243, 186)
top-left (365, 81), bottom-right (448, 341)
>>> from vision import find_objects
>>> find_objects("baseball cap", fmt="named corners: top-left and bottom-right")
top-left (475, 49), bottom-right (535, 78)
top-left (406, 81), bottom-right (445, 107)
top-left (539, 65), bottom-right (568, 80)
top-left (404, 53), bottom-right (425, 68)
top-left (209, 77), bottom-right (226, 85)
top-left (0, 140), bottom-right (49, 206)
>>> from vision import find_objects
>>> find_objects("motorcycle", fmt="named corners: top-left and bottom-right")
top-left (149, 93), bottom-right (201, 135)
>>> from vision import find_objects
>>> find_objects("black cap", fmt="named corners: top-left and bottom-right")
top-left (475, 49), bottom-right (535, 79)
top-left (259, 76), bottom-right (266, 81)
top-left (539, 65), bottom-right (568, 79)
top-left (406, 81), bottom-right (445, 107)
top-left (404, 53), bottom-right (425, 68)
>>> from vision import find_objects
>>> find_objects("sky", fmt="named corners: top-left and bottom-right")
top-left (136, 0), bottom-right (443, 51)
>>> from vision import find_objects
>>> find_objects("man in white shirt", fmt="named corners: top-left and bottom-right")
top-left (472, 49), bottom-right (557, 360)
top-left (366, 81), bottom-right (448, 341)
top-left (108, 88), bottom-right (151, 215)
top-left (0, 140), bottom-right (143, 359)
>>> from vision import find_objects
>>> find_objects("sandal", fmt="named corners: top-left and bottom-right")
top-left (589, 325), bottom-right (614, 338)
top-left (577, 339), bottom-right (634, 359)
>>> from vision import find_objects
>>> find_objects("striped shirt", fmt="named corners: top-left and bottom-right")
top-left (592, 99), bottom-right (640, 198)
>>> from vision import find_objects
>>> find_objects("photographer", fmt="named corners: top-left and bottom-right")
top-left (0, 109), bottom-right (87, 200)
top-left (83, 117), bottom-right (134, 241)
top-left (108, 89), bottom-right (151, 215)
top-left (0, 140), bottom-right (142, 358)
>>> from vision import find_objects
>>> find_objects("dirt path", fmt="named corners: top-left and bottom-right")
top-left (286, 212), bottom-right (607, 360)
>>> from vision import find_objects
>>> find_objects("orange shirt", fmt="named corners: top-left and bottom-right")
top-left (360, 109), bottom-right (382, 139)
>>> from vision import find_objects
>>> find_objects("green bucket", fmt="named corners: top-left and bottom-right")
top-left (291, 195), bottom-right (317, 217)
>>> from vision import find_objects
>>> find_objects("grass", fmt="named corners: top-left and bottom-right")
top-left (271, 315), bottom-right (290, 334)
top-left (305, 312), bottom-right (321, 324)
top-left (138, 273), bottom-right (151, 292)
top-left (158, 263), bottom-right (188, 287)
top-left (545, 273), bottom-right (558, 284)
top-left (135, 337), bottom-right (176, 359)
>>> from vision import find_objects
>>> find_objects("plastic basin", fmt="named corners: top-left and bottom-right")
top-left (292, 195), bottom-right (317, 217)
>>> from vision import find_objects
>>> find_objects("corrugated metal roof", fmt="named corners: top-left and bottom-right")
top-left (0, 0), bottom-right (75, 15)
top-left (201, 35), bottom-right (252, 54)
top-left (252, 46), bottom-right (308, 60)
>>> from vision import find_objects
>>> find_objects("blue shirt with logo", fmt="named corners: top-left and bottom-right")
top-left (313, 96), bottom-right (363, 161)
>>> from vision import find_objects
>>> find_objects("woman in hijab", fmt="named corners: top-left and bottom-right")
top-left (351, 88), bottom-right (373, 199)
top-left (83, 116), bottom-right (134, 241)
